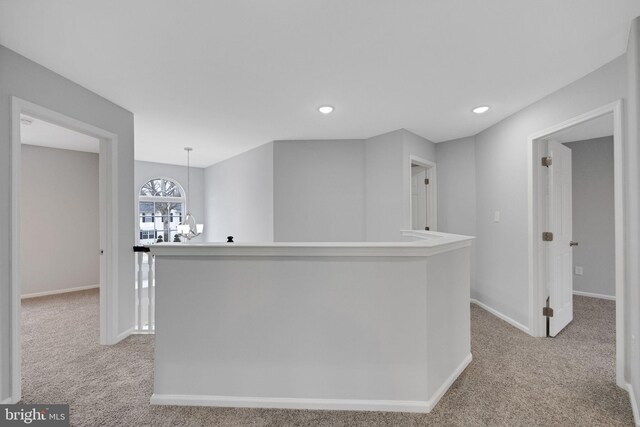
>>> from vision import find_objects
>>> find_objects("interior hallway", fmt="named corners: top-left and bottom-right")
top-left (21, 290), bottom-right (633, 426)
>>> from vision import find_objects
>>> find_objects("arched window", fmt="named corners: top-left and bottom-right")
top-left (138, 178), bottom-right (185, 244)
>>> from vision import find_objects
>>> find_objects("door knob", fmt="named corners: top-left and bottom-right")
top-left (569, 241), bottom-right (578, 247)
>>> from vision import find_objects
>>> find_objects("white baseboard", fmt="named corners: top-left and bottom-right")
top-left (426, 353), bottom-right (472, 411)
top-left (151, 353), bottom-right (473, 413)
top-left (1, 397), bottom-right (13, 404)
top-left (628, 383), bottom-right (640, 427)
top-left (21, 284), bottom-right (99, 299)
top-left (573, 290), bottom-right (615, 301)
top-left (116, 327), bottom-right (135, 343)
top-left (470, 298), bottom-right (530, 335)
top-left (151, 394), bottom-right (431, 413)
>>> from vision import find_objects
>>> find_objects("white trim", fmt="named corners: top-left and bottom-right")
top-left (10, 97), bottom-right (120, 404)
top-left (1, 397), bottom-right (14, 404)
top-left (628, 383), bottom-right (640, 427)
top-left (117, 327), bottom-right (136, 342)
top-left (572, 290), bottom-right (615, 301)
top-left (151, 394), bottom-right (431, 413)
top-left (149, 238), bottom-right (473, 258)
top-left (151, 354), bottom-right (472, 413)
top-left (426, 353), bottom-right (472, 411)
top-left (409, 155), bottom-right (437, 232)
top-left (471, 298), bottom-right (531, 335)
top-left (527, 99), bottom-right (626, 388)
top-left (21, 285), bottom-right (99, 299)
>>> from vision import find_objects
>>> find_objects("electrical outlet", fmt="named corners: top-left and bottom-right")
top-left (494, 211), bottom-right (500, 223)
top-left (575, 266), bottom-right (583, 275)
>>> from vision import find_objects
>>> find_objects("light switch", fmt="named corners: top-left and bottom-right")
top-left (575, 266), bottom-right (583, 275)
top-left (493, 211), bottom-right (500, 222)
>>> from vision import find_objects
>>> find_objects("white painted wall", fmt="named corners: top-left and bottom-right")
top-left (471, 55), bottom-right (627, 329)
top-left (364, 130), bottom-right (404, 242)
top-left (20, 145), bottom-right (99, 296)
top-left (0, 45), bottom-right (135, 402)
top-left (435, 136), bottom-right (477, 293)
top-left (402, 130), bottom-right (437, 232)
top-left (135, 160), bottom-right (205, 243)
top-left (204, 143), bottom-right (274, 243)
top-left (625, 16), bottom-right (640, 417)
top-left (364, 129), bottom-right (436, 242)
top-left (273, 139), bottom-right (365, 242)
top-left (564, 137), bottom-right (615, 298)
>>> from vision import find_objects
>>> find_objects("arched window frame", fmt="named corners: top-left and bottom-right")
top-left (138, 177), bottom-right (186, 244)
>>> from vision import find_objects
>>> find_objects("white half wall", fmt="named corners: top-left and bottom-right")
top-left (0, 44), bottom-right (134, 402)
top-left (21, 145), bottom-right (99, 296)
top-left (135, 160), bottom-right (205, 243)
top-left (204, 143), bottom-right (274, 243)
top-left (273, 139), bottom-right (366, 242)
top-left (564, 137), bottom-right (615, 299)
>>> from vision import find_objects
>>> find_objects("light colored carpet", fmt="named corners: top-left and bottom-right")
top-left (21, 290), bottom-right (634, 426)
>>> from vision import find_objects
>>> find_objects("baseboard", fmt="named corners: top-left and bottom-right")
top-left (573, 290), bottom-right (615, 301)
top-left (470, 298), bottom-right (530, 335)
top-left (628, 383), bottom-right (640, 427)
top-left (116, 327), bottom-right (135, 343)
top-left (21, 284), bottom-right (99, 299)
top-left (151, 394), bottom-right (431, 413)
top-left (1, 397), bottom-right (13, 404)
top-left (151, 353), bottom-right (472, 413)
top-left (426, 353), bottom-right (472, 410)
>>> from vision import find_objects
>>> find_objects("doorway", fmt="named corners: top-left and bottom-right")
top-left (528, 100), bottom-right (625, 388)
top-left (10, 97), bottom-right (119, 403)
top-left (409, 155), bottom-right (437, 232)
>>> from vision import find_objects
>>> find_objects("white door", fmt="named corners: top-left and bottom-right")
top-left (547, 141), bottom-right (573, 336)
top-left (411, 167), bottom-right (427, 230)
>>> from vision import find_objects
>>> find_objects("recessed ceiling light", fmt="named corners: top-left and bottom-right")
top-left (20, 117), bottom-right (34, 126)
top-left (318, 105), bottom-right (334, 114)
top-left (472, 106), bottom-right (490, 114)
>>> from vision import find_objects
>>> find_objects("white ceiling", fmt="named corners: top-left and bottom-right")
top-left (553, 113), bottom-right (614, 144)
top-left (20, 115), bottom-right (100, 153)
top-left (1, 1), bottom-right (639, 167)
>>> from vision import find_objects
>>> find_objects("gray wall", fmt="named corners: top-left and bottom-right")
top-left (0, 45), bottom-right (134, 402)
top-left (625, 16), bottom-right (640, 410)
top-left (471, 55), bottom-right (627, 328)
top-left (564, 137), bottom-right (615, 298)
top-left (364, 130), bottom-right (405, 242)
top-left (21, 145), bottom-right (99, 296)
top-left (135, 160), bottom-right (205, 243)
top-left (364, 129), bottom-right (437, 242)
top-left (274, 139), bottom-right (366, 242)
top-left (435, 136), bottom-right (477, 293)
top-left (204, 143), bottom-right (274, 243)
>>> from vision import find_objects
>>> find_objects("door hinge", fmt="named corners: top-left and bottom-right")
top-left (542, 306), bottom-right (554, 317)
top-left (424, 178), bottom-right (429, 185)
top-left (542, 232), bottom-right (554, 242)
top-left (541, 156), bottom-right (552, 167)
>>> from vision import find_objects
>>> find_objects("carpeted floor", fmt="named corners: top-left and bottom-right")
top-left (21, 290), bottom-right (634, 426)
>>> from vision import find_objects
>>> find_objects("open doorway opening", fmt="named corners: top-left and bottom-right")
top-left (409, 156), bottom-right (437, 232)
top-left (19, 114), bottom-right (102, 401)
top-left (528, 100), bottom-right (625, 388)
top-left (10, 97), bottom-right (119, 403)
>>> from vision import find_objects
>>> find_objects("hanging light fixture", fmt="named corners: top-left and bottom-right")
top-left (177, 147), bottom-right (203, 241)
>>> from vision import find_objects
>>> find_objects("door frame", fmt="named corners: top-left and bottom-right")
top-left (527, 99), bottom-right (625, 387)
top-left (10, 97), bottom-right (120, 403)
top-left (409, 155), bottom-right (437, 231)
